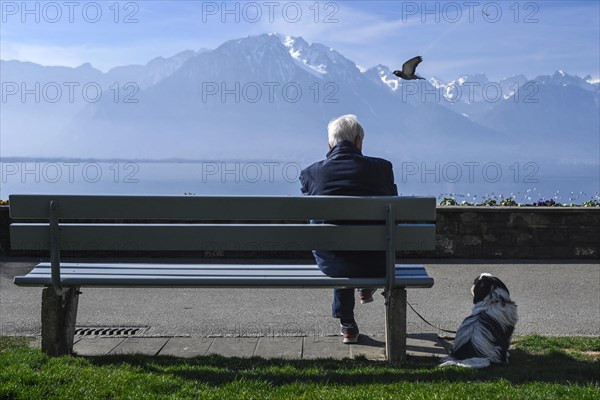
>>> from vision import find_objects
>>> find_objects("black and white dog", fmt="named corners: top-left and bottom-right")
top-left (440, 273), bottom-right (518, 368)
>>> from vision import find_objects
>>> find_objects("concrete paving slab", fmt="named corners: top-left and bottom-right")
top-left (206, 337), bottom-right (259, 357)
top-left (253, 336), bottom-right (303, 359)
top-left (406, 333), bottom-right (448, 358)
top-left (23, 333), bottom-right (447, 360)
top-left (302, 336), bottom-right (351, 359)
top-left (349, 335), bottom-right (386, 360)
top-left (75, 337), bottom-right (125, 356)
top-left (158, 337), bottom-right (213, 358)
top-left (27, 337), bottom-right (41, 349)
top-left (109, 337), bottom-right (168, 356)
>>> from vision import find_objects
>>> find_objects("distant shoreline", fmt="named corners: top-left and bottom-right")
top-left (0, 157), bottom-right (289, 164)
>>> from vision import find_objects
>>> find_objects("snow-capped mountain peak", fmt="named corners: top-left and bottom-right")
top-left (429, 76), bottom-right (447, 89)
top-left (281, 35), bottom-right (325, 76)
top-left (363, 64), bottom-right (400, 91)
top-left (536, 70), bottom-right (598, 92)
top-left (280, 35), bottom-right (361, 78)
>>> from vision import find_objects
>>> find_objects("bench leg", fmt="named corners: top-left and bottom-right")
top-left (385, 287), bottom-right (407, 363)
top-left (41, 287), bottom-right (80, 356)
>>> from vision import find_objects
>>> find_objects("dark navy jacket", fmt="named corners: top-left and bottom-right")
top-left (299, 140), bottom-right (398, 277)
top-left (300, 141), bottom-right (397, 197)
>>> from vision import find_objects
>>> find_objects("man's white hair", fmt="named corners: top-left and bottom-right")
top-left (327, 114), bottom-right (364, 147)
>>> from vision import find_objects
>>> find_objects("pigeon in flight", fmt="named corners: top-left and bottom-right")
top-left (393, 56), bottom-right (425, 80)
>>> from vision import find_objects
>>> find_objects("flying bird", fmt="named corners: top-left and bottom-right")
top-left (393, 56), bottom-right (425, 80)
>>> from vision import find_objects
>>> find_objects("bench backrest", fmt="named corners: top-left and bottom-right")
top-left (9, 195), bottom-right (436, 252)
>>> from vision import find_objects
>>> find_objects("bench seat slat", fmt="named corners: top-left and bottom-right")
top-left (27, 263), bottom-right (429, 271)
top-left (22, 263), bottom-right (431, 275)
top-left (10, 223), bottom-right (436, 251)
top-left (14, 263), bottom-right (434, 288)
top-left (9, 194), bottom-right (436, 221)
top-left (25, 268), bottom-right (430, 277)
top-left (14, 276), bottom-right (433, 289)
top-left (28, 269), bottom-right (353, 277)
top-left (14, 276), bottom-right (434, 289)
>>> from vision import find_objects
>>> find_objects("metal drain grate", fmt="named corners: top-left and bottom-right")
top-left (74, 326), bottom-right (149, 337)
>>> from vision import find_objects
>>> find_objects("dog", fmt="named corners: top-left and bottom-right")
top-left (440, 273), bottom-right (518, 368)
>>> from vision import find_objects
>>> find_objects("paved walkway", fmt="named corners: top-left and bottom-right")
top-left (4, 259), bottom-right (599, 359)
top-left (26, 333), bottom-right (448, 360)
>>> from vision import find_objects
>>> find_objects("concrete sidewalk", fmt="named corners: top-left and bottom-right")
top-left (26, 333), bottom-right (448, 360)
top-left (4, 259), bottom-right (599, 360)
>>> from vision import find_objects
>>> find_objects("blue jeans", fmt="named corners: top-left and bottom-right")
top-left (313, 250), bottom-right (386, 320)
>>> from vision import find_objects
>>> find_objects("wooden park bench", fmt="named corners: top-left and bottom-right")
top-left (10, 194), bottom-right (436, 361)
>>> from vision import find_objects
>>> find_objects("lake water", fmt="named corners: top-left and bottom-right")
top-left (1, 160), bottom-right (598, 204)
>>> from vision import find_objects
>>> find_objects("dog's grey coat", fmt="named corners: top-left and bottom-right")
top-left (440, 273), bottom-right (518, 368)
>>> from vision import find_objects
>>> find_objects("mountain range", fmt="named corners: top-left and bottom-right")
top-left (1, 33), bottom-right (598, 166)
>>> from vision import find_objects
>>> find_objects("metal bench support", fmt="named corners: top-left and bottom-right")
top-left (49, 200), bottom-right (67, 296)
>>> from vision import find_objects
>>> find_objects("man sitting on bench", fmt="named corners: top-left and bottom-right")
top-left (299, 114), bottom-right (398, 343)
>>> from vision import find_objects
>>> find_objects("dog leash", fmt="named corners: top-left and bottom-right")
top-left (406, 300), bottom-right (457, 334)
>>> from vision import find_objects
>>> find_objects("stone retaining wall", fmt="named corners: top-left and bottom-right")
top-left (434, 206), bottom-right (599, 259)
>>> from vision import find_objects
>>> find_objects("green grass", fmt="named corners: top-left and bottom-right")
top-left (515, 334), bottom-right (600, 354)
top-left (0, 336), bottom-right (31, 352)
top-left (0, 336), bottom-right (598, 399)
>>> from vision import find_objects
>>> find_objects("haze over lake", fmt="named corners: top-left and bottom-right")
top-left (1, 159), bottom-right (597, 204)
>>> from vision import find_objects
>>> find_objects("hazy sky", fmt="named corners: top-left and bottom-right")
top-left (1, 0), bottom-right (598, 80)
